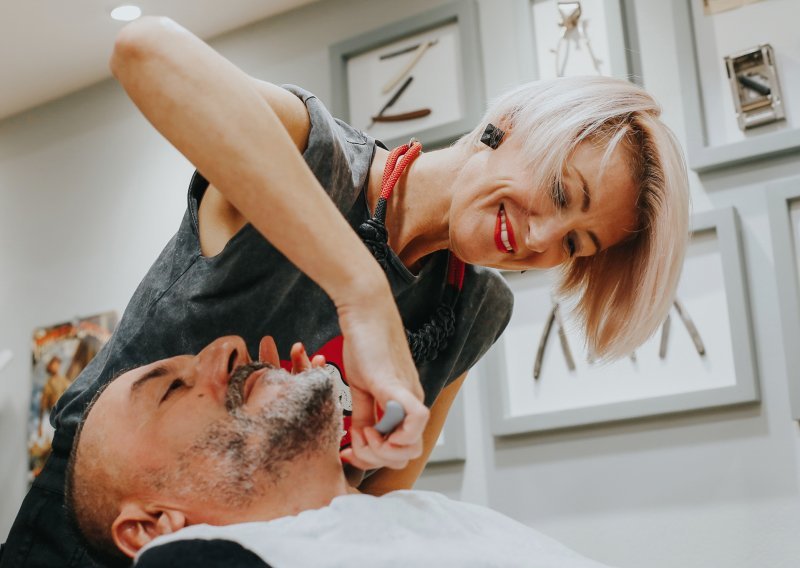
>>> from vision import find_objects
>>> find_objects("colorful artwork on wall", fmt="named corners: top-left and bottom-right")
top-left (28, 311), bottom-right (117, 482)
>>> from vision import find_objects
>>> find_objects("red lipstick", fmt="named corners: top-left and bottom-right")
top-left (495, 205), bottom-right (517, 254)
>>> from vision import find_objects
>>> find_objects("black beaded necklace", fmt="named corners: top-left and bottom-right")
top-left (357, 140), bottom-right (465, 364)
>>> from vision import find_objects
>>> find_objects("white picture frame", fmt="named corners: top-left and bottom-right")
top-left (513, 0), bottom-right (643, 84)
top-left (673, 0), bottom-right (800, 173)
top-left (329, 1), bottom-right (484, 150)
top-left (487, 207), bottom-right (759, 435)
top-left (767, 177), bottom-right (800, 421)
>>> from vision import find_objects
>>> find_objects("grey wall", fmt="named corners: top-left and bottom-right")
top-left (1, 1), bottom-right (799, 566)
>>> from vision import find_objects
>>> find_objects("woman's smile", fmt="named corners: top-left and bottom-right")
top-left (494, 204), bottom-right (517, 254)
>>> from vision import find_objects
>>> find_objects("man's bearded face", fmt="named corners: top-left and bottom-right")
top-left (162, 364), bottom-right (340, 507)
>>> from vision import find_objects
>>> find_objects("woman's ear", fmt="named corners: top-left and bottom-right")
top-left (112, 501), bottom-right (187, 559)
top-left (480, 123), bottom-right (506, 149)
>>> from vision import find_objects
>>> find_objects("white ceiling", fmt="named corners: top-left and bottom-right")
top-left (0, 0), bottom-right (321, 121)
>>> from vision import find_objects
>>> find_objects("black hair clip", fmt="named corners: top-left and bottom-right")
top-left (480, 123), bottom-right (505, 149)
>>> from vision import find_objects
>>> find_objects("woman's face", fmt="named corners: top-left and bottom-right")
top-left (448, 134), bottom-right (639, 270)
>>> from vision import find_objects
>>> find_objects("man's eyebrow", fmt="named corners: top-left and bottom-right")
top-left (130, 365), bottom-right (170, 397)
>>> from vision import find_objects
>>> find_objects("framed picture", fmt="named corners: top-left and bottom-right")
top-left (767, 177), bottom-right (800, 421)
top-left (673, 0), bottom-right (800, 173)
top-left (28, 311), bottom-right (117, 482)
top-left (329, 0), bottom-right (484, 149)
top-left (428, 388), bottom-right (467, 463)
top-left (487, 207), bottom-right (759, 435)
top-left (513, 0), bottom-right (642, 84)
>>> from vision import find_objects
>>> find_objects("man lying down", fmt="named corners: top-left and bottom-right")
top-left (65, 335), bottom-right (614, 568)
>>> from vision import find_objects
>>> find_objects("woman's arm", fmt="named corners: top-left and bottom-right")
top-left (109, 17), bottom-right (428, 469)
top-left (358, 372), bottom-right (468, 494)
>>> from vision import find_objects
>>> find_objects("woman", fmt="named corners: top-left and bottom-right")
top-left (101, 13), bottom-right (687, 479)
top-left (1, 17), bottom-right (688, 568)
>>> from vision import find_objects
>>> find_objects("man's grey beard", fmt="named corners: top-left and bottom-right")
top-left (168, 364), bottom-right (341, 508)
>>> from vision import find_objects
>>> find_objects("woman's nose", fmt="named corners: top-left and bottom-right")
top-left (525, 217), bottom-right (567, 253)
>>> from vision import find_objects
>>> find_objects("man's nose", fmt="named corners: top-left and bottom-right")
top-left (525, 217), bottom-right (567, 253)
top-left (195, 335), bottom-right (249, 393)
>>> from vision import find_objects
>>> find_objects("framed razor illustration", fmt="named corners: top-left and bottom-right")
top-left (767, 177), bottom-right (800, 422)
top-left (329, 0), bottom-right (484, 150)
top-left (673, 0), bottom-right (800, 173)
top-left (487, 207), bottom-right (759, 436)
top-left (429, 388), bottom-right (467, 463)
top-left (513, 0), bottom-right (642, 84)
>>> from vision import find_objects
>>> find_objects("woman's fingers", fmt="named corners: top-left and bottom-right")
top-left (341, 427), bottom-right (419, 470)
top-left (290, 342), bottom-right (313, 373)
top-left (259, 336), bottom-right (280, 366)
top-left (377, 388), bottom-right (429, 447)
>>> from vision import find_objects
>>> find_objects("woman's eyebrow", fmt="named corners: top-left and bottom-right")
top-left (588, 231), bottom-right (602, 253)
top-left (130, 365), bottom-right (170, 398)
top-left (575, 168), bottom-right (592, 212)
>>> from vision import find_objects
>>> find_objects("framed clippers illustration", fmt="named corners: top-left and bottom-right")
top-left (513, 0), bottom-right (642, 84)
top-left (329, 0), bottom-right (485, 149)
top-left (486, 207), bottom-right (759, 435)
top-left (767, 177), bottom-right (800, 422)
top-left (673, 0), bottom-right (800, 172)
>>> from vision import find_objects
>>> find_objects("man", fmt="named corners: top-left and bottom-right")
top-left (66, 336), bottom-right (613, 568)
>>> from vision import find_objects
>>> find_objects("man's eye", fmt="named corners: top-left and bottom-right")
top-left (161, 378), bottom-right (186, 402)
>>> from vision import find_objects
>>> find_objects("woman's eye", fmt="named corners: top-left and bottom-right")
top-left (565, 236), bottom-right (576, 258)
top-left (161, 378), bottom-right (186, 402)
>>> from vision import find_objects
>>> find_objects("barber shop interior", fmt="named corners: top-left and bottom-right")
top-left (2, 1), bottom-right (799, 566)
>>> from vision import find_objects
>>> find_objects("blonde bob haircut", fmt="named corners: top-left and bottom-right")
top-left (456, 76), bottom-right (690, 361)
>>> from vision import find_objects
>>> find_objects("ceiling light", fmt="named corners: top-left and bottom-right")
top-left (110, 5), bottom-right (142, 22)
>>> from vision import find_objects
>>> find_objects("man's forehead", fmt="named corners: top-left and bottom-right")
top-left (87, 360), bottom-right (168, 422)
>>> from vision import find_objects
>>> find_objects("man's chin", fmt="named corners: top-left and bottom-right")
top-left (242, 378), bottom-right (287, 411)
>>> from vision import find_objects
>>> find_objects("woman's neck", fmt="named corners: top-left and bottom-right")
top-left (367, 144), bottom-right (463, 270)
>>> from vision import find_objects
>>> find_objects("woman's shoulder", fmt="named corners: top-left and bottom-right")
top-left (280, 84), bottom-right (374, 213)
top-left (463, 265), bottom-right (514, 315)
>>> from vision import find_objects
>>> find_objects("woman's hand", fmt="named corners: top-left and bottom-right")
top-left (336, 285), bottom-right (429, 471)
top-left (258, 336), bottom-right (326, 371)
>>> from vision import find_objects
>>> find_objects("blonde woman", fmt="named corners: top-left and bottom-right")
top-left (2, 17), bottom-right (688, 568)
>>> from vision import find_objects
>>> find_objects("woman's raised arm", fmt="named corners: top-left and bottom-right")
top-left (109, 16), bottom-right (428, 470)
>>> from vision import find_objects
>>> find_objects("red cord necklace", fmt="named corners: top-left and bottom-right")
top-left (357, 140), bottom-right (465, 363)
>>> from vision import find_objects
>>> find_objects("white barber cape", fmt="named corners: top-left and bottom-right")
top-left (137, 490), bottom-right (615, 567)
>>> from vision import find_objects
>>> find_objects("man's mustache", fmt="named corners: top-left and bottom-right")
top-left (225, 361), bottom-right (274, 412)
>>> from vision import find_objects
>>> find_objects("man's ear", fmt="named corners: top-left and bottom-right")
top-left (111, 501), bottom-right (187, 559)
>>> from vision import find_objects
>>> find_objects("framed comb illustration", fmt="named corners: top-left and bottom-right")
top-left (329, 0), bottom-right (485, 149)
top-left (486, 207), bottom-right (759, 435)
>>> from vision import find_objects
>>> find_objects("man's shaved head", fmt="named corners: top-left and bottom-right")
top-left (65, 379), bottom-right (134, 566)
